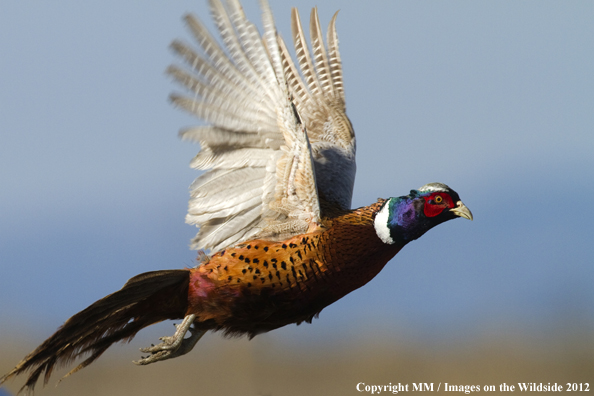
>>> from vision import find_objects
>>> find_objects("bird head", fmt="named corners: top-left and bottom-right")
top-left (374, 182), bottom-right (472, 245)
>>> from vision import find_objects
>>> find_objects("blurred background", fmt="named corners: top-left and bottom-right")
top-left (1, 1), bottom-right (592, 395)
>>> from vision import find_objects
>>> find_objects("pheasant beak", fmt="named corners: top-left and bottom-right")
top-left (450, 201), bottom-right (473, 221)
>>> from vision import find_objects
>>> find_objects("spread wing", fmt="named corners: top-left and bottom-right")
top-left (169, 0), bottom-right (356, 252)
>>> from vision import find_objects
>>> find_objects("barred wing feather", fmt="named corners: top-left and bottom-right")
top-left (170, 0), bottom-right (356, 251)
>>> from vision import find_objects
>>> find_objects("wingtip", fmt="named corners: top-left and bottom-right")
top-left (330, 10), bottom-right (340, 25)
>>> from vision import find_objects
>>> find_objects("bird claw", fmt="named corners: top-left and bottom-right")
top-left (135, 350), bottom-right (171, 365)
top-left (133, 314), bottom-right (205, 365)
top-left (139, 335), bottom-right (178, 353)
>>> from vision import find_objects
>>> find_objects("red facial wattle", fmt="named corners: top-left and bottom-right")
top-left (423, 192), bottom-right (454, 218)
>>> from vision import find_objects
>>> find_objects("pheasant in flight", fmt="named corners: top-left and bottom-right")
top-left (1, 0), bottom-right (472, 393)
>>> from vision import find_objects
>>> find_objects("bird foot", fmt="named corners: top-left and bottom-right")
top-left (133, 314), bottom-right (205, 365)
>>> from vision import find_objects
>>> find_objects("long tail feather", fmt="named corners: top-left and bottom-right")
top-left (0, 269), bottom-right (190, 394)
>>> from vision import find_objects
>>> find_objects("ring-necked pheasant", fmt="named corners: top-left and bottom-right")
top-left (1, 0), bottom-right (472, 393)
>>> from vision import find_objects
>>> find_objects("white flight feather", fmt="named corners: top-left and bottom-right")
top-left (179, 127), bottom-right (266, 149)
top-left (190, 148), bottom-right (272, 170)
top-left (188, 167), bottom-right (265, 197)
top-left (326, 11), bottom-right (344, 105)
top-left (188, 194), bottom-right (262, 224)
top-left (309, 8), bottom-right (333, 98)
top-left (168, 66), bottom-right (277, 128)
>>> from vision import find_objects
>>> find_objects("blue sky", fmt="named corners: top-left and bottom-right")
top-left (0, 1), bottom-right (592, 347)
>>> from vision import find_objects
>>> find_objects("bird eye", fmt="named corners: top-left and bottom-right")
top-left (434, 195), bottom-right (443, 204)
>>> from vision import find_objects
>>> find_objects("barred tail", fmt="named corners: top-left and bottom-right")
top-left (0, 269), bottom-right (190, 394)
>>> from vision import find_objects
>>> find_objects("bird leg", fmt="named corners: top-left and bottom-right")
top-left (133, 314), bottom-right (205, 365)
